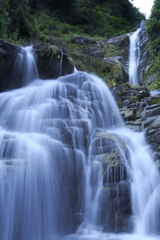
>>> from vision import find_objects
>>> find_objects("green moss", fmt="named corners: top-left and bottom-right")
top-left (117, 100), bottom-right (123, 107)
top-left (41, 45), bottom-right (60, 59)
top-left (147, 78), bottom-right (160, 90)
top-left (40, 34), bottom-right (48, 42)
top-left (68, 57), bottom-right (75, 66)
top-left (121, 82), bottom-right (130, 90)
top-left (133, 90), bottom-right (138, 95)
top-left (130, 96), bottom-right (137, 103)
top-left (104, 44), bottom-right (119, 58)
top-left (122, 90), bottom-right (127, 95)
top-left (152, 98), bottom-right (160, 104)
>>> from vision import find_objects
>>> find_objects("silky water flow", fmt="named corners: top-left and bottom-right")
top-left (0, 45), bottom-right (159, 240)
top-left (129, 21), bottom-right (145, 85)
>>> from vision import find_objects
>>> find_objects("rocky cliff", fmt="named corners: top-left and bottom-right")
top-left (0, 33), bottom-right (131, 91)
top-left (112, 83), bottom-right (160, 171)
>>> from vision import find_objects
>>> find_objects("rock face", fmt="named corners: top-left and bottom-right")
top-left (107, 33), bottom-right (130, 79)
top-left (34, 44), bottom-right (74, 79)
top-left (0, 32), bottom-right (132, 91)
top-left (0, 22), bottom-right (150, 91)
top-left (138, 21), bottom-right (149, 85)
top-left (0, 39), bottom-right (20, 91)
top-left (91, 130), bottom-right (131, 232)
top-left (0, 39), bottom-right (74, 91)
top-left (59, 34), bottom-right (131, 87)
top-left (113, 84), bottom-right (160, 169)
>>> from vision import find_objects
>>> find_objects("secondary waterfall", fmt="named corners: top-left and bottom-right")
top-left (0, 42), bottom-right (159, 240)
top-left (13, 46), bottom-right (38, 86)
top-left (59, 53), bottom-right (63, 77)
top-left (129, 21), bottom-right (145, 85)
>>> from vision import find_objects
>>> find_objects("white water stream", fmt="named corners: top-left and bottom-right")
top-left (129, 21), bottom-right (145, 85)
top-left (0, 40), bottom-right (159, 240)
top-left (13, 46), bottom-right (38, 86)
top-left (59, 53), bottom-right (63, 76)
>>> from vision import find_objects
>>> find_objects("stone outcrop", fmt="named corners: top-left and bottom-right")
top-left (91, 130), bottom-right (131, 232)
top-left (0, 39), bottom-right (74, 91)
top-left (34, 44), bottom-right (74, 79)
top-left (0, 39), bottom-right (21, 91)
top-left (0, 34), bottom-right (131, 91)
top-left (64, 34), bottom-right (130, 87)
top-left (138, 21), bottom-right (149, 85)
top-left (113, 84), bottom-right (160, 169)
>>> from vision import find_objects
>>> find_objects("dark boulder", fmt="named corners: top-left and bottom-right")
top-left (0, 39), bottom-right (21, 91)
top-left (0, 39), bottom-right (74, 92)
top-left (34, 44), bottom-right (74, 79)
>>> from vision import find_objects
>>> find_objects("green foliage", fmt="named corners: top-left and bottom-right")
top-left (39, 34), bottom-right (48, 42)
top-left (117, 100), bottom-right (123, 107)
top-left (0, 0), bottom-right (145, 43)
top-left (0, 0), bottom-right (10, 39)
top-left (150, 52), bottom-right (160, 74)
top-left (147, 78), bottom-right (160, 90)
top-left (133, 90), bottom-right (138, 95)
top-left (145, 52), bottom-right (160, 91)
top-left (147, 0), bottom-right (160, 52)
top-left (152, 98), bottom-right (160, 104)
top-left (121, 82), bottom-right (130, 91)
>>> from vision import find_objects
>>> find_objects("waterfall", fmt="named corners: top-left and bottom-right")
top-left (59, 53), bottom-right (63, 77)
top-left (0, 42), bottom-right (160, 240)
top-left (129, 21), bottom-right (145, 85)
top-left (13, 46), bottom-right (38, 86)
top-left (0, 71), bottom-right (123, 240)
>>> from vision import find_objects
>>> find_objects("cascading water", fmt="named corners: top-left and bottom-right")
top-left (0, 41), bottom-right (160, 240)
top-left (0, 70), bottom-right (123, 240)
top-left (59, 53), bottom-right (63, 77)
top-left (129, 21), bottom-right (145, 85)
top-left (13, 46), bottom-right (38, 86)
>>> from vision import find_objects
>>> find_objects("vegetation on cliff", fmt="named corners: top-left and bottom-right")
top-left (0, 0), bottom-right (144, 43)
top-left (145, 0), bottom-right (160, 90)
top-left (147, 0), bottom-right (160, 53)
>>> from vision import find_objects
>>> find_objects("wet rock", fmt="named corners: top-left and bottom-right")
top-left (137, 21), bottom-right (149, 85)
top-left (136, 88), bottom-right (149, 100)
top-left (92, 131), bottom-right (131, 232)
top-left (71, 35), bottom-right (97, 45)
top-left (145, 73), bottom-right (157, 86)
top-left (0, 39), bottom-right (21, 91)
top-left (119, 107), bottom-right (136, 121)
top-left (146, 105), bottom-right (160, 117)
top-left (142, 116), bottom-right (155, 128)
top-left (107, 34), bottom-right (130, 47)
top-left (47, 37), bottom-right (71, 56)
top-left (34, 44), bottom-right (74, 79)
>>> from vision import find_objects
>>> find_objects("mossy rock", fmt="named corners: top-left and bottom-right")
top-left (147, 78), bottom-right (160, 91)
top-left (36, 44), bottom-right (61, 59)
top-left (130, 96), bottom-right (137, 103)
top-left (152, 97), bottom-right (160, 105)
top-left (96, 132), bottom-right (129, 149)
top-left (117, 100), bottom-right (123, 107)
top-left (121, 82), bottom-right (130, 90)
